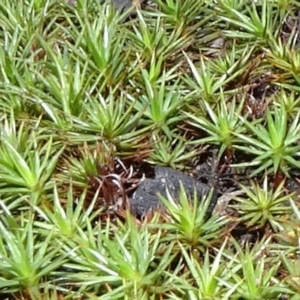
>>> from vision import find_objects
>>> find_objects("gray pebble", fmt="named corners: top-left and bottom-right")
top-left (130, 166), bottom-right (217, 218)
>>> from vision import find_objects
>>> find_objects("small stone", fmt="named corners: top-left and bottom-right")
top-left (130, 166), bottom-right (217, 218)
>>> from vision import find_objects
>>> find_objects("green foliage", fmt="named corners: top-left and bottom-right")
top-left (186, 93), bottom-right (246, 158)
top-left (232, 176), bottom-right (292, 230)
top-left (0, 204), bottom-right (66, 294)
top-left (217, 1), bottom-right (280, 46)
top-left (233, 103), bottom-right (300, 176)
top-left (1, 0), bottom-right (300, 298)
top-left (148, 134), bottom-right (200, 169)
top-left (158, 184), bottom-right (227, 250)
top-left (0, 112), bottom-right (64, 203)
top-left (33, 184), bottom-right (101, 239)
top-left (175, 239), bottom-right (234, 299)
top-left (222, 237), bottom-right (285, 300)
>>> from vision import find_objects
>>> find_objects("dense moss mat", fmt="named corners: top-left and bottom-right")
top-left (1, 0), bottom-right (300, 299)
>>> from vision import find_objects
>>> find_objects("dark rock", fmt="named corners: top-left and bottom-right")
top-left (130, 166), bottom-right (217, 218)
